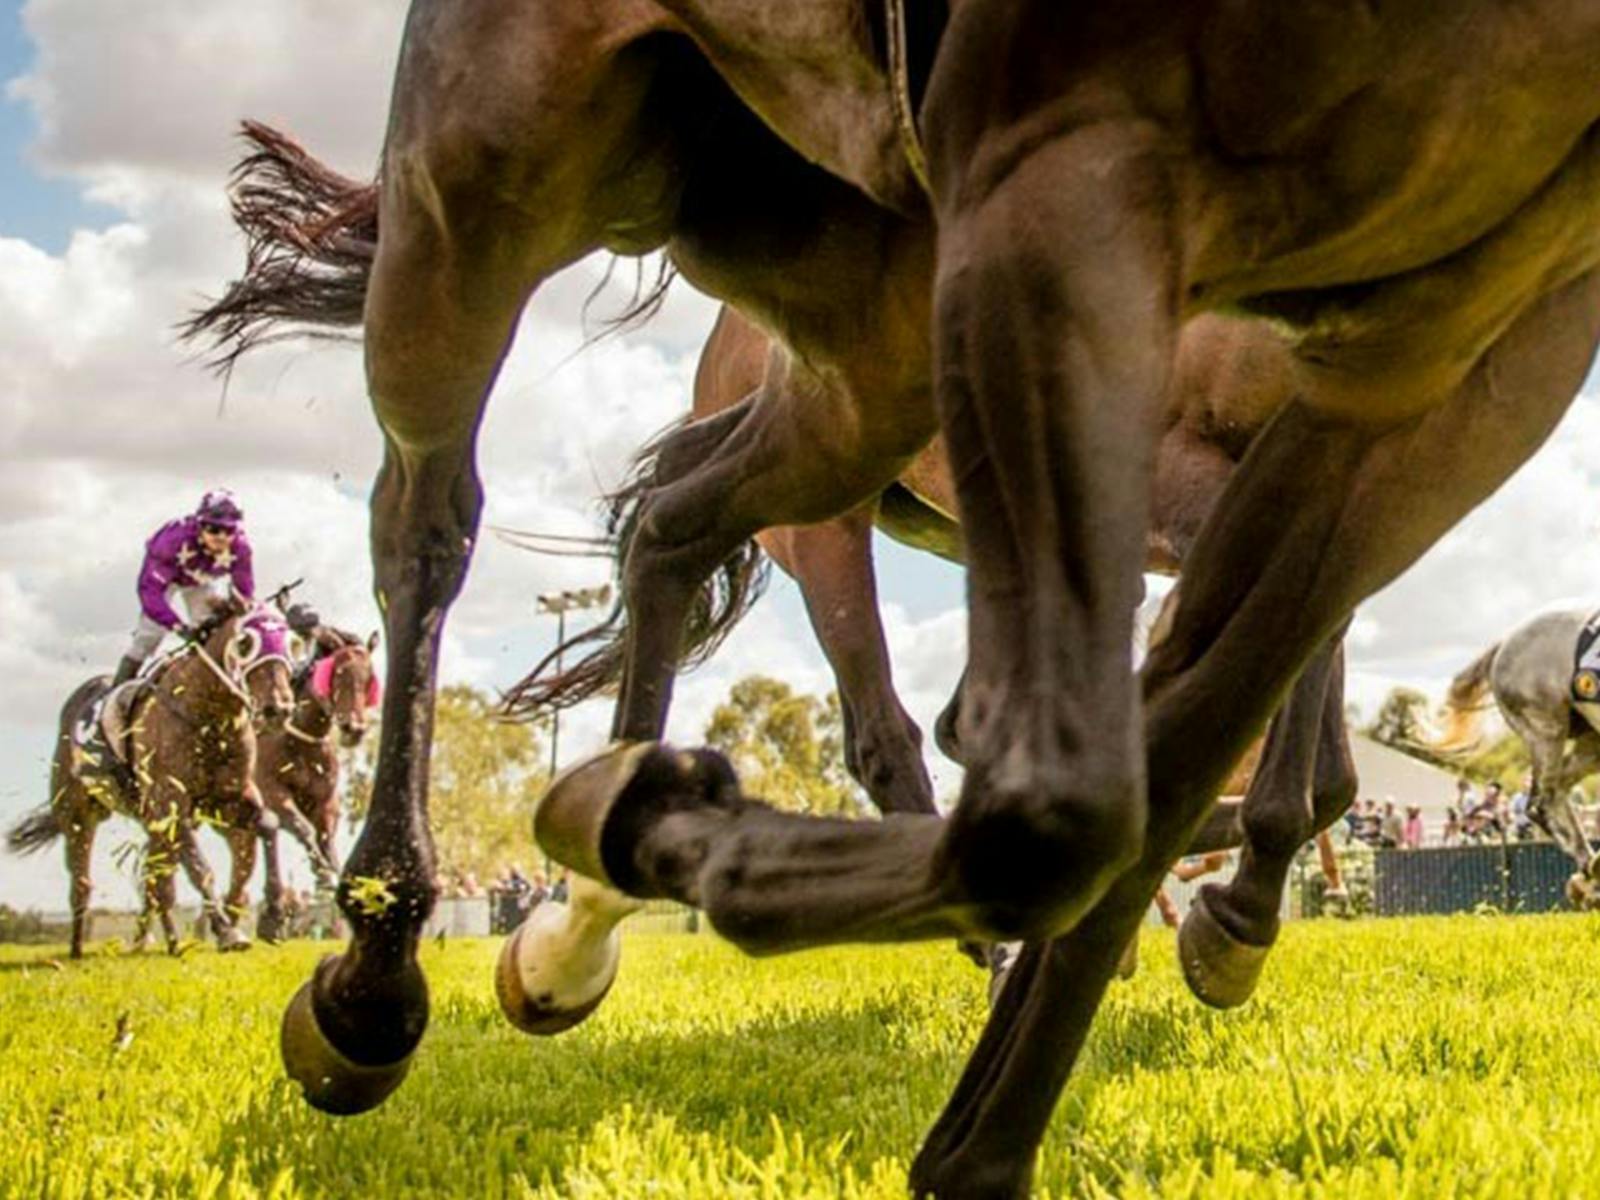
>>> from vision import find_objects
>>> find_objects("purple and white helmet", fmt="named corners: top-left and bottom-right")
top-left (196, 489), bottom-right (244, 529)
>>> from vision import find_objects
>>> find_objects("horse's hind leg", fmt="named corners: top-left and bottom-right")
top-left (63, 809), bottom-right (98, 959)
top-left (171, 819), bottom-right (250, 952)
top-left (764, 506), bottom-right (937, 815)
top-left (1179, 635), bottom-right (1356, 1007)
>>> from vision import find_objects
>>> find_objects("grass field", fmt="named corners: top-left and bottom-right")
top-left (3, 915), bottom-right (1600, 1198)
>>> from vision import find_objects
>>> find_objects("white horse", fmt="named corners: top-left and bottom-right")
top-left (1419, 609), bottom-right (1600, 905)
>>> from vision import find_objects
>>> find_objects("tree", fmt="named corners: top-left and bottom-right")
top-left (346, 685), bottom-right (548, 882)
top-left (1365, 686), bottom-right (1434, 753)
top-left (704, 676), bottom-right (866, 816)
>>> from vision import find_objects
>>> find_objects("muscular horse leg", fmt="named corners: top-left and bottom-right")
top-left (256, 827), bottom-right (287, 944)
top-left (907, 270), bottom-right (1600, 1197)
top-left (544, 114), bottom-right (1180, 952)
top-left (764, 505), bottom-right (937, 815)
top-left (1525, 734), bottom-right (1600, 899)
top-left (1180, 636), bottom-right (1355, 1007)
top-left (174, 820), bottom-right (249, 952)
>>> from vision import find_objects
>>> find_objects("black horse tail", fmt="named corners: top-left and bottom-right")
top-left (180, 120), bottom-right (379, 372)
top-left (7, 806), bottom-right (62, 857)
top-left (502, 424), bottom-right (770, 721)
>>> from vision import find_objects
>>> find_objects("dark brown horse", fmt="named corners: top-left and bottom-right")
top-left (512, 301), bottom-right (1354, 1001)
top-left (8, 597), bottom-right (295, 957)
top-left (190, 5), bottom-right (1600, 1194)
top-left (230, 631), bottom-right (380, 943)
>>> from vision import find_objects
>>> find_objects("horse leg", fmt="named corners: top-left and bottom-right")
top-left (764, 505), bottom-right (937, 815)
top-left (172, 819), bottom-right (250, 952)
top-left (273, 792), bottom-right (338, 889)
top-left (1179, 635), bottom-right (1356, 1007)
top-left (223, 826), bottom-right (260, 936)
top-left (141, 836), bottom-right (182, 954)
top-left (906, 268), bottom-right (1600, 1197)
top-left (257, 827), bottom-right (287, 944)
top-left (1526, 736), bottom-right (1600, 902)
top-left (543, 105), bottom-right (1180, 952)
top-left (279, 65), bottom-right (637, 1106)
top-left (64, 811), bottom-right (97, 960)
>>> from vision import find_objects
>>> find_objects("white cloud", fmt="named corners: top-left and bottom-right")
top-left (7, 0), bottom-right (1600, 918)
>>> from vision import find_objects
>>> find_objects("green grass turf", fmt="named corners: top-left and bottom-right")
top-left (2, 915), bottom-right (1598, 1197)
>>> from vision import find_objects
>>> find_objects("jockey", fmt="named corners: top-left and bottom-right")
top-left (111, 490), bottom-right (255, 687)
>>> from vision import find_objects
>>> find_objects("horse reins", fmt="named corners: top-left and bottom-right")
top-left (886, 0), bottom-right (933, 198)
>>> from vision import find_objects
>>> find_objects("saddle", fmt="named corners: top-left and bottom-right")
top-left (1571, 609), bottom-right (1600, 705)
top-left (68, 677), bottom-right (151, 803)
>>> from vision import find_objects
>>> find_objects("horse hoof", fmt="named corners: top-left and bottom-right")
top-left (1178, 893), bottom-right (1269, 1010)
top-left (1115, 929), bottom-right (1139, 981)
top-left (217, 928), bottom-right (252, 953)
top-left (533, 742), bottom-right (664, 885)
top-left (495, 875), bottom-right (639, 1035)
top-left (1566, 873), bottom-right (1599, 909)
top-left (280, 980), bottom-right (412, 1115)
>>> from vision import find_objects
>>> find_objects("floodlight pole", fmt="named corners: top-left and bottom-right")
top-left (535, 584), bottom-right (612, 878)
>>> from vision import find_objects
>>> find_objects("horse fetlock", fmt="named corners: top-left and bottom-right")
top-left (945, 781), bottom-right (1144, 941)
top-left (495, 880), bottom-right (639, 1036)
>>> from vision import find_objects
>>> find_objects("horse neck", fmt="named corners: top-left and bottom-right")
top-left (292, 676), bottom-right (335, 740)
top-left (160, 639), bottom-right (247, 721)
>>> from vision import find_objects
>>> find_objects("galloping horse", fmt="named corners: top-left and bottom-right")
top-left (191, 4), bottom-right (1600, 1194)
top-left (237, 629), bottom-right (380, 943)
top-left (7, 596), bottom-right (294, 957)
top-left (511, 302), bottom-right (1357, 1004)
top-left (1415, 609), bottom-right (1600, 904)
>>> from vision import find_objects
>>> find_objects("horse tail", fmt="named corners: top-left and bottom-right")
top-left (6, 807), bottom-right (62, 857)
top-left (180, 120), bottom-right (379, 372)
top-left (501, 422), bottom-right (771, 721)
top-left (1420, 642), bottom-right (1502, 755)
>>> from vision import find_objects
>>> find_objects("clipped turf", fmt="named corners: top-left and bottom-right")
top-left (2, 914), bottom-right (1599, 1198)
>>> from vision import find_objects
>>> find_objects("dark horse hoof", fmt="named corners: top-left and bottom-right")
top-left (494, 875), bottom-right (639, 1036)
top-left (534, 742), bottom-right (663, 887)
top-left (1178, 891), bottom-right (1269, 1010)
top-left (280, 978), bottom-right (412, 1115)
top-left (536, 741), bottom-right (742, 892)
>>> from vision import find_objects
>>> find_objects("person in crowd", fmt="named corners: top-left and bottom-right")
top-left (1402, 805), bottom-right (1424, 849)
top-left (1464, 782), bottom-right (1504, 841)
top-left (1441, 806), bottom-right (1463, 847)
top-left (550, 867), bottom-right (571, 904)
top-left (458, 871), bottom-right (482, 898)
top-left (1354, 798), bottom-right (1383, 846)
top-left (1379, 799), bottom-right (1404, 849)
top-left (1511, 775), bottom-right (1537, 840)
top-left (112, 490), bottom-right (254, 687)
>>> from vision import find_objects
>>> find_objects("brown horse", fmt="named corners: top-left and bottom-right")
top-left (236, 631), bottom-right (380, 943)
top-left (190, 5), bottom-right (1600, 1194)
top-left (513, 302), bottom-right (1354, 1000)
top-left (8, 597), bottom-right (295, 957)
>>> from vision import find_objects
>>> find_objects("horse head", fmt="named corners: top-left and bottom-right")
top-left (209, 604), bottom-right (296, 730)
top-left (311, 630), bottom-right (382, 747)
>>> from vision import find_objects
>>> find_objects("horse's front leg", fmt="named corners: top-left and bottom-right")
top-left (222, 825), bottom-right (261, 937)
top-left (277, 163), bottom-right (567, 1113)
top-left (911, 267), bottom-right (1600, 1198)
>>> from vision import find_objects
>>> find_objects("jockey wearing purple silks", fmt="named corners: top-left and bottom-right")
top-left (112, 490), bottom-right (256, 687)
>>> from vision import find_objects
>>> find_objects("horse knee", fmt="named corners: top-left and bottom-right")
top-left (944, 761), bottom-right (1145, 941)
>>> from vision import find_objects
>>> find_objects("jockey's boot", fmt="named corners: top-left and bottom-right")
top-left (111, 656), bottom-right (142, 689)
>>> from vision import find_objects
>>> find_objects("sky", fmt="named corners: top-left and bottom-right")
top-left (3, 0), bottom-right (1600, 912)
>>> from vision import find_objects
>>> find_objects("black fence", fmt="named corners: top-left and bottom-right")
top-left (1373, 841), bottom-right (1578, 916)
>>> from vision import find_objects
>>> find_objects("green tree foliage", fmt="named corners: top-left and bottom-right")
top-left (704, 676), bottom-right (866, 816)
top-left (1365, 687), bottom-right (1434, 753)
top-left (346, 685), bottom-right (547, 882)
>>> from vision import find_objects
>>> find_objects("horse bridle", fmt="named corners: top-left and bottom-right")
top-left (286, 643), bottom-right (373, 745)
